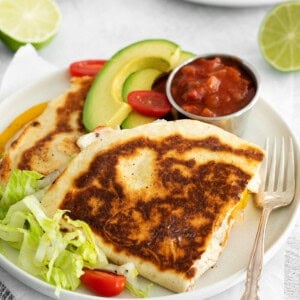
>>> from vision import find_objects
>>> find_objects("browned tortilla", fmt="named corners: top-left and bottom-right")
top-left (0, 76), bottom-right (93, 184)
top-left (42, 119), bottom-right (264, 292)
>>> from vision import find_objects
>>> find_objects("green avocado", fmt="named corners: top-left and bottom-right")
top-left (177, 50), bottom-right (195, 64)
top-left (121, 50), bottom-right (195, 129)
top-left (82, 39), bottom-right (181, 131)
top-left (121, 68), bottom-right (162, 129)
top-left (122, 68), bottom-right (163, 100)
top-left (121, 110), bottom-right (157, 129)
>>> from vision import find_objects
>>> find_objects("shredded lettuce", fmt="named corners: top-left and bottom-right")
top-left (103, 262), bottom-right (152, 297)
top-left (0, 169), bottom-right (108, 295)
top-left (0, 169), bottom-right (43, 219)
top-left (0, 169), bottom-right (151, 297)
top-left (0, 194), bottom-right (108, 295)
top-left (126, 281), bottom-right (153, 298)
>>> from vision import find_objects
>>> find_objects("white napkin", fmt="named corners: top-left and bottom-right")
top-left (285, 224), bottom-right (300, 299)
top-left (0, 45), bottom-right (288, 300)
top-left (0, 44), bottom-right (57, 101)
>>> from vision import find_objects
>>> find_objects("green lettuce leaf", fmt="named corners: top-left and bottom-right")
top-left (0, 194), bottom-right (108, 295)
top-left (0, 169), bottom-right (43, 219)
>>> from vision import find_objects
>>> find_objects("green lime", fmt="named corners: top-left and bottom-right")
top-left (0, 0), bottom-right (61, 51)
top-left (259, 1), bottom-right (300, 72)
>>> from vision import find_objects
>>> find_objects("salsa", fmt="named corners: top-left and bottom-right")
top-left (170, 56), bottom-right (256, 117)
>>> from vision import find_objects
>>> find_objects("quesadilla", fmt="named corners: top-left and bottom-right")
top-left (0, 76), bottom-right (93, 184)
top-left (41, 119), bottom-right (264, 293)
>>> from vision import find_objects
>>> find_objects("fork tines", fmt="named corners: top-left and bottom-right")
top-left (263, 137), bottom-right (295, 194)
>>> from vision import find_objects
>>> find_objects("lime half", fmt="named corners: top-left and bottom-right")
top-left (259, 1), bottom-right (300, 72)
top-left (0, 0), bottom-right (61, 51)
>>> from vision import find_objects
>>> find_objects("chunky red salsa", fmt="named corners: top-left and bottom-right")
top-left (170, 56), bottom-right (256, 117)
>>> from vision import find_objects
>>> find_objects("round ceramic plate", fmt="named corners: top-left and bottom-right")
top-left (0, 69), bottom-right (299, 300)
top-left (184, 0), bottom-right (288, 7)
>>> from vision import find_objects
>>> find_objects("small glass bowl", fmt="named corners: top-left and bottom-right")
top-left (166, 54), bottom-right (261, 136)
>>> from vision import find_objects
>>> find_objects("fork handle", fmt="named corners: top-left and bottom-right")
top-left (241, 206), bottom-right (272, 300)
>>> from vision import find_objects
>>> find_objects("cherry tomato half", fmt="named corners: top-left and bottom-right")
top-left (80, 269), bottom-right (126, 297)
top-left (69, 60), bottom-right (107, 77)
top-left (127, 90), bottom-right (172, 117)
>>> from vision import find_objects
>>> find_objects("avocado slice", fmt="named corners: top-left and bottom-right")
top-left (83, 39), bottom-right (181, 131)
top-left (121, 68), bottom-right (162, 129)
top-left (177, 50), bottom-right (195, 64)
top-left (121, 111), bottom-right (157, 129)
top-left (121, 50), bottom-right (196, 129)
top-left (122, 68), bottom-right (163, 100)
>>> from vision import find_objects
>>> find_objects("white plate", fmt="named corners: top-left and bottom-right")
top-left (0, 69), bottom-right (299, 300)
top-left (184, 0), bottom-right (288, 7)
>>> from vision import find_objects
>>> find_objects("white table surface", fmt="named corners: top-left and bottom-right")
top-left (0, 0), bottom-right (300, 299)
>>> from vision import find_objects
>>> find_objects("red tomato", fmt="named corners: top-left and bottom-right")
top-left (127, 90), bottom-right (172, 117)
top-left (69, 60), bottom-right (107, 77)
top-left (80, 269), bottom-right (126, 297)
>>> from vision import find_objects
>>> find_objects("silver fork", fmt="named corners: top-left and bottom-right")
top-left (241, 137), bottom-right (296, 300)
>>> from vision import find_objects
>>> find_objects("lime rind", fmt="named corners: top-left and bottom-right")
top-left (0, 29), bottom-right (56, 51)
top-left (259, 1), bottom-right (300, 72)
top-left (0, 0), bottom-right (61, 51)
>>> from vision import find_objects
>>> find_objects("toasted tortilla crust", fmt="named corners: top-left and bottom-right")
top-left (0, 76), bottom-right (93, 184)
top-left (42, 119), bottom-right (264, 292)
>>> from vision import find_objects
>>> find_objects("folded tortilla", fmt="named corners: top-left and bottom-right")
top-left (41, 119), bottom-right (264, 292)
top-left (0, 76), bottom-right (93, 184)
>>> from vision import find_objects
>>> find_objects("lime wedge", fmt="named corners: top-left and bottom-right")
top-left (0, 0), bottom-right (61, 51)
top-left (259, 1), bottom-right (300, 72)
